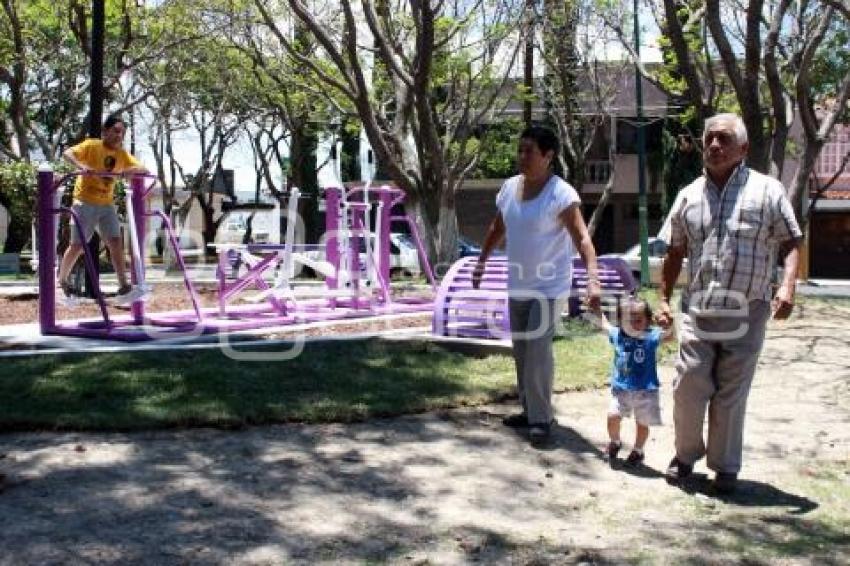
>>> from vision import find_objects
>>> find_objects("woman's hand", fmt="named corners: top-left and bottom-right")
top-left (585, 279), bottom-right (602, 313)
top-left (472, 260), bottom-right (485, 289)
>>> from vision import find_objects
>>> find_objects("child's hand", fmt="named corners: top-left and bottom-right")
top-left (655, 299), bottom-right (674, 329)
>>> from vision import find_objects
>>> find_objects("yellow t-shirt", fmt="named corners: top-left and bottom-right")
top-left (70, 138), bottom-right (141, 205)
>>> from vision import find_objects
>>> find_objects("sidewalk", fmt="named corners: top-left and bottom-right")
top-left (796, 278), bottom-right (850, 297)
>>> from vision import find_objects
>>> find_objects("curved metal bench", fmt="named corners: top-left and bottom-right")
top-left (432, 255), bottom-right (637, 340)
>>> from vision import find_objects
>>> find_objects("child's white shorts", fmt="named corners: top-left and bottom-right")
top-left (609, 389), bottom-right (662, 426)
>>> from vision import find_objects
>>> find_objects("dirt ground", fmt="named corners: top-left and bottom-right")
top-left (0, 299), bottom-right (848, 565)
top-left (0, 280), bottom-right (432, 326)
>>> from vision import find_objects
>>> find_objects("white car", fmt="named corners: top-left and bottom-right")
top-left (387, 233), bottom-right (422, 278)
top-left (300, 232), bottom-right (421, 279)
top-left (220, 217), bottom-right (270, 245)
top-left (620, 237), bottom-right (688, 286)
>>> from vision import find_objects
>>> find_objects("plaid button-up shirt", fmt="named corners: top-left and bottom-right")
top-left (668, 163), bottom-right (802, 310)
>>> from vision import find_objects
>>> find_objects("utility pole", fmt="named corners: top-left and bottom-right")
top-left (633, 0), bottom-right (649, 287)
top-left (90, 0), bottom-right (104, 138)
top-left (82, 0), bottom-right (106, 297)
top-left (523, 0), bottom-right (534, 127)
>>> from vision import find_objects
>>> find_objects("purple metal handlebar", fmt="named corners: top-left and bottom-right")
top-left (51, 171), bottom-right (158, 199)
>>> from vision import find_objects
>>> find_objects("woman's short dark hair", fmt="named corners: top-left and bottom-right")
top-left (520, 125), bottom-right (560, 155)
top-left (103, 113), bottom-right (126, 130)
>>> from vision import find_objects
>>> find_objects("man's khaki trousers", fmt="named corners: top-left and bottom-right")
top-left (673, 300), bottom-right (771, 474)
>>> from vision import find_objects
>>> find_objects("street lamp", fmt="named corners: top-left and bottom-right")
top-left (634, 0), bottom-right (650, 287)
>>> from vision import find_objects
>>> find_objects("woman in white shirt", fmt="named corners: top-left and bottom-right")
top-left (473, 126), bottom-right (601, 445)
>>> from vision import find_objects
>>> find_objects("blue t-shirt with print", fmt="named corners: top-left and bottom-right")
top-left (608, 326), bottom-right (662, 391)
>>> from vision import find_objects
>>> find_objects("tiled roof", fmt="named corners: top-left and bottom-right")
top-left (811, 176), bottom-right (850, 199)
top-left (819, 189), bottom-right (850, 200)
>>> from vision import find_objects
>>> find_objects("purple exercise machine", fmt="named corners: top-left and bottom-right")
top-left (214, 184), bottom-right (437, 318)
top-left (37, 167), bottom-right (436, 342)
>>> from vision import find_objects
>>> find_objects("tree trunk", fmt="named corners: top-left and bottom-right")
top-left (163, 196), bottom-right (194, 271)
top-left (742, 110), bottom-right (769, 173)
top-left (437, 187), bottom-right (459, 267)
top-left (290, 124), bottom-right (319, 242)
top-left (769, 119), bottom-right (790, 178)
top-left (587, 169), bottom-right (616, 237)
top-left (202, 205), bottom-right (217, 256)
top-left (788, 141), bottom-right (823, 232)
top-left (407, 197), bottom-right (436, 265)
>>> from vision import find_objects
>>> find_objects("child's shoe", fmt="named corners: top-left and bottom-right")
top-left (625, 449), bottom-right (644, 466)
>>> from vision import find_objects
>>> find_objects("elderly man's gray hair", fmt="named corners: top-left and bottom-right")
top-left (704, 113), bottom-right (748, 146)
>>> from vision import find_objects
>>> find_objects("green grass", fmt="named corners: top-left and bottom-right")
top-left (0, 327), bottom-right (612, 431)
top-left (0, 273), bottom-right (33, 281)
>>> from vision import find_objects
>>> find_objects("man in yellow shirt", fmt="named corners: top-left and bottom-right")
top-left (57, 114), bottom-right (149, 305)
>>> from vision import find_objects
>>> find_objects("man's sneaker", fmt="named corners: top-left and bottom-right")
top-left (502, 413), bottom-right (529, 428)
top-left (625, 449), bottom-right (645, 466)
top-left (606, 441), bottom-right (622, 461)
top-left (665, 457), bottom-right (693, 484)
top-left (713, 472), bottom-right (738, 495)
top-left (113, 284), bottom-right (147, 306)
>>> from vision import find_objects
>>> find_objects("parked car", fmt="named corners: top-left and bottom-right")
top-left (219, 217), bottom-right (270, 245)
top-left (301, 232), bottom-right (421, 279)
top-left (387, 233), bottom-right (422, 277)
top-left (457, 236), bottom-right (482, 258)
top-left (617, 237), bottom-right (688, 286)
top-left (457, 235), bottom-right (506, 259)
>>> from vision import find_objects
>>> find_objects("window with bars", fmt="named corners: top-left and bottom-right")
top-left (815, 128), bottom-right (850, 177)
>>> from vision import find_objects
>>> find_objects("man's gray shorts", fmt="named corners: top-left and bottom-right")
top-left (69, 201), bottom-right (121, 244)
top-left (608, 389), bottom-right (663, 426)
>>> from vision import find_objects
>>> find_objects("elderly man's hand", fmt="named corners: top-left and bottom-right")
top-left (772, 285), bottom-right (795, 320)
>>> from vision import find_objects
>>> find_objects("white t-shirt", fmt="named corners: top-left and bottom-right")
top-left (496, 174), bottom-right (580, 298)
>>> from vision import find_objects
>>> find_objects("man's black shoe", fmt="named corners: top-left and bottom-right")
top-left (713, 472), bottom-right (738, 495)
top-left (665, 457), bottom-right (693, 484)
top-left (528, 423), bottom-right (551, 446)
top-left (501, 413), bottom-right (529, 428)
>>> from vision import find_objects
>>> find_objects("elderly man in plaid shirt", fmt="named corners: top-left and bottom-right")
top-left (656, 113), bottom-right (802, 494)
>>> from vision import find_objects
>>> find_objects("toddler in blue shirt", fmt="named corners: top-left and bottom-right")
top-left (599, 297), bottom-right (674, 466)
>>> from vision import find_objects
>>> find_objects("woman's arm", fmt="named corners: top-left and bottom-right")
top-left (472, 213), bottom-right (506, 289)
top-left (560, 203), bottom-right (601, 312)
